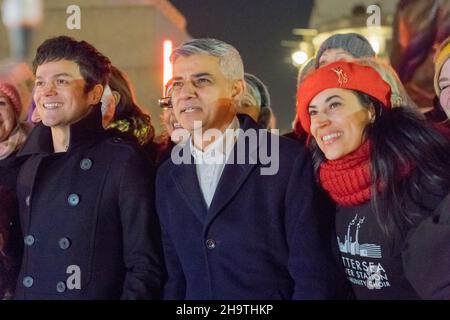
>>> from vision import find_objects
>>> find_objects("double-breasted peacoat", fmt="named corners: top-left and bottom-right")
top-left (14, 108), bottom-right (164, 299)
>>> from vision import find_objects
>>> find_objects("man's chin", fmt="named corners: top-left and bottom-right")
top-left (42, 119), bottom-right (60, 128)
top-left (179, 120), bottom-right (203, 132)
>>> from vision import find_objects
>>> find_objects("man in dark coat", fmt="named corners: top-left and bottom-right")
top-left (156, 38), bottom-right (343, 300)
top-left (13, 36), bottom-right (163, 299)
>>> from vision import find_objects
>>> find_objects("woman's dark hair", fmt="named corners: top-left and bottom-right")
top-left (107, 66), bottom-right (155, 145)
top-left (32, 36), bottom-right (111, 92)
top-left (310, 91), bottom-right (450, 237)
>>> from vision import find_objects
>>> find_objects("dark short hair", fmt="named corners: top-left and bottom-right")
top-left (32, 36), bottom-right (111, 92)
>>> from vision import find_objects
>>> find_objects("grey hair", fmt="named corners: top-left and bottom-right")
top-left (170, 38), bottom-right (244, 81)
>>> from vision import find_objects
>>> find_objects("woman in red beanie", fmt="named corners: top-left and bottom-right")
top-left (0, 80), bottom-right (30, 188)
top-left (297, 60), bottom-right (450, 299)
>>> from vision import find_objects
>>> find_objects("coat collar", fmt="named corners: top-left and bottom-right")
top-left (170, 114), bottom-right (261, 225)
top-left (18, 105), bottom-right (105, 156)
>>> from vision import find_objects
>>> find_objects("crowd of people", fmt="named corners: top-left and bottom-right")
top-left (1, 32), bottom-right (450, 300)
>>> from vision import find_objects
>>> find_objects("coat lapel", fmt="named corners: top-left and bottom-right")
top-left (205, 117), bottom-right (260, 227)
top-left (205, 159), bottom-right (257, 227)
top-left (170, 144), bottom-right (208, 222)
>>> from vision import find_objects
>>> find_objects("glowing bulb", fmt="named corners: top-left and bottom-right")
top-left (292, 51), bottom-right (308, 66)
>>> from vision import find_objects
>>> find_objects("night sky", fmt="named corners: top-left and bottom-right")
top-left (169, 0), bottom-right (313, 133)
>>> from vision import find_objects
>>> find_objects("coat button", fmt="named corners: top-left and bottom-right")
top-left (56, 281), bottom-right (66, 293)
top-left (24, 235), bottom-right (35, 246)
top-left (67, 194), bottom-right (80, 207)
top-left (206, 239), bottom-right (216, 250)
top-left (58, 237), bottom-right (71, 250)
top-left (25, 195), bottom-right (31, 207)
top-left (23, 276), bottom-right (34, 288)
top-left (80, 158), bottom-right (93, 170)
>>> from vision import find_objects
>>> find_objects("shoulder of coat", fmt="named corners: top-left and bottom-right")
top-left (104, 136), bottom-right (139, 153)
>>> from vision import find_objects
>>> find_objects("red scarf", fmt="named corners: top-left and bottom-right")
top-left (319, 141), bottom-right (372, 207)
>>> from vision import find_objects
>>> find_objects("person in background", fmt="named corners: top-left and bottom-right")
top-left (0, 80), bottom-right (30, 300)
top-left (434, 36), bottom-right (450, 124)
top-left (104, 66), bottom-right (155, 147)
top-left (237, 73), bottom-right (273, 129)
top-left (315, 32), bottom-right (376, 68)
top-left (153, 103), bottom-right (184, 166)
top-left (0, 80), bottom-right (30, 189)
top-left (0, 62), bottom-right (34, 122)
top-left (297, 60), bottom-right (450, 299)
top-left (284, 58), bottom-right (316, 144)
top-left (356, 58), bottom-right (419, 110)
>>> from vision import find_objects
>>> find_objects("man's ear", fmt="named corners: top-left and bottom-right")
top-left (231, 79), bottom-right (245, 100)
top-left (89, 84), bottom-right (104, 105)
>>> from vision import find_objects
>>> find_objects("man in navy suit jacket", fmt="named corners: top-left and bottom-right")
top-left (156, 38), bottom-right (345, 300)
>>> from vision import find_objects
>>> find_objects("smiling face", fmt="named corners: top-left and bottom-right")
top-left (318, 48), bottom-right (355, 68)
top-left (309, 88), bottom-right (372, 160)
top-left (169, 54), bottom-right (243, 133)
top-left (0, 94), bottom-right (16, 142)
top-left (34, 59), bottom-right (102, 130)
top-left (438, 59), bottom-right (450, 119)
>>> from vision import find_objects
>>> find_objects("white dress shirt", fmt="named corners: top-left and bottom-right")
top-left (190, 117), bottom-right (240, 208)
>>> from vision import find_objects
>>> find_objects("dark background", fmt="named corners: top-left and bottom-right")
top-left (170, 0), bottom-right (314, 133)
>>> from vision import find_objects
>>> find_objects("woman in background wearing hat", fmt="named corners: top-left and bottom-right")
top-left (237, 73), bottom-right (273, 129)
top-left (315, 33), bottom-right (376, 68)
top-left (0, 80), bottom-right (30, 299)
top-left (389, 35), bottom-right (450, 299)
top-left (297, 60), bottom-right (450, 299)
top-left (434, 36), bottom-right (450, 124)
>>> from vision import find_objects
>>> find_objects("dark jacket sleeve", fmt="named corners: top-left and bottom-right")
top-left (402, 193), bottom-right (450, 299)
top-left (118, 151), bottom-right (164, 299)
top-left (285, 150), bottom-right (347, 299)
top-left (155, 167), bottom-right (186, 300)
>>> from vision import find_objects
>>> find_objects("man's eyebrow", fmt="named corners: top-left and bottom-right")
top-left (439, 77), bottom-right (450, 83)
top-left (35, 73), bottom-right (73, 79)
top-left (192, 72), bottom-right (213, 78)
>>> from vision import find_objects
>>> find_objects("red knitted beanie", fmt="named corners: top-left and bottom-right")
top-left (296, 60), bottom-right (392, 134)
top-left (0, 80), bottom-right (22, 116)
